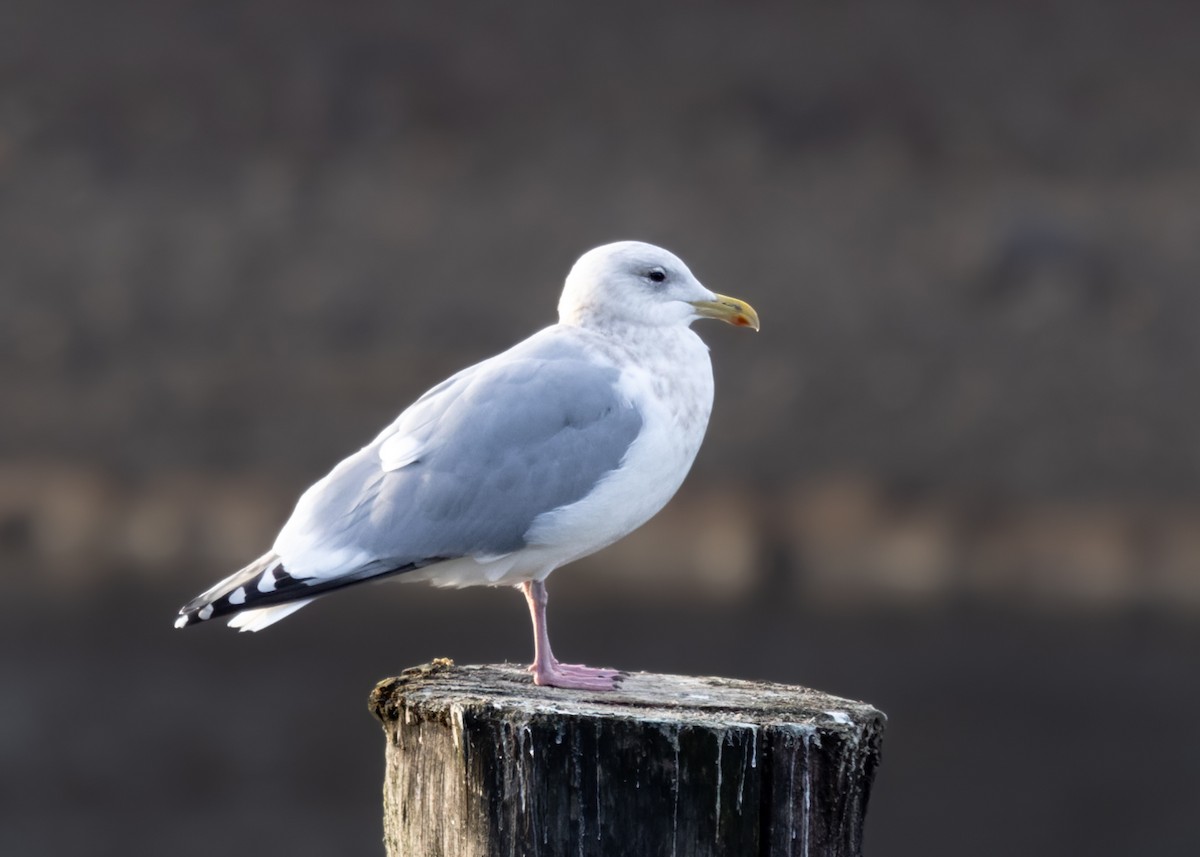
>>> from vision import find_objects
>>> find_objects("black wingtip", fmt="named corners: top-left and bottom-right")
top-left (174, 594), bottom-right (217, 629)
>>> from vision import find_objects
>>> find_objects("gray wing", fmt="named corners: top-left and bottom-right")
top-left (273, 332), bottom-right (643, 581)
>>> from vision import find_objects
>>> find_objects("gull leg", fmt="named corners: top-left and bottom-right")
top-left (520, 580), bottom-right (622, 690)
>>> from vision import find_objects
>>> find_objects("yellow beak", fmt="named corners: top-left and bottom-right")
top-left (689, 294), bottom-right (760, 331)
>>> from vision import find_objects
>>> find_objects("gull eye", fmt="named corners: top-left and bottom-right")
top-left (647, 268), bottom-right (667, 284)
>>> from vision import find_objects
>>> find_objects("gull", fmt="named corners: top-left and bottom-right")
top-left (175, 241), bottom-right (759, 690)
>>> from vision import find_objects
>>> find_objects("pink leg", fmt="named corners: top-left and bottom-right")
top-left (520, 580), bottom-right (622, 690)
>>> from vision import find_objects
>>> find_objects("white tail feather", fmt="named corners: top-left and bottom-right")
top-left (227, 599), bottom-right (314, 632)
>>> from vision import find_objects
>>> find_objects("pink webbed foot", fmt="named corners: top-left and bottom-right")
top-left (528, 657), bottom-right (624, 691)
top-left (520, 579), bottom-right (625, 690)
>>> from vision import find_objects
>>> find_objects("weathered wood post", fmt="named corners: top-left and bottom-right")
top-left (369, 660), bottom-right (885, 857)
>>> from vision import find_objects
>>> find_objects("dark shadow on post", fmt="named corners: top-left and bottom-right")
top-left (369, 661), bottom-right (886, 857)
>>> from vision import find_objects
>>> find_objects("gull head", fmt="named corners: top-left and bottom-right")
top-left (558, 241), bottom-right (759, 332)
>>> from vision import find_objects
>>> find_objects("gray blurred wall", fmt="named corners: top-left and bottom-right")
top-left (3, 5), bottom-right (1200, 857)
top-left (3, 0), bottom-right (1198, 611)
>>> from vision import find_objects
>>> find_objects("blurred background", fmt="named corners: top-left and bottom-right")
top-left (2, 1), bottom-right (1198, 854)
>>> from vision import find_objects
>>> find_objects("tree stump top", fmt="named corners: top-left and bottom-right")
top-left (370, 661), bottom-right (886, 857)
top-left (370, 658), bottom-right (883, 742)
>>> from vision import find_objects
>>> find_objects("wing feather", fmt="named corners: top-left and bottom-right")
top-left (274, 330), bottom-right (643, 582)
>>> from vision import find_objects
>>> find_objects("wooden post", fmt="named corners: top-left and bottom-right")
top-left (369, 660), bottom-right (885, 857)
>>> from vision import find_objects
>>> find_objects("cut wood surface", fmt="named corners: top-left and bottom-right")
top-left (370, 660), bottom-right (886, 857)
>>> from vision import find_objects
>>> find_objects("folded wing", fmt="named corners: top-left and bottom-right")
top-left (175, 331), bottom-right (644, 629)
